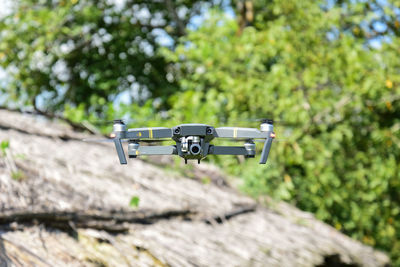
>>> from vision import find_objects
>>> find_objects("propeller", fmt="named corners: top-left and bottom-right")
top-left (255, 138), bottom-right (286, 142)
top-left (84, 118), bottom-right (129, 126)
top-left (85, 116), bottom-right (165, 126)
top-left (82, 138), bottom-right (170, 143)
top-left (223, 138), bottom-right (286, 143)
top-left (226, 118), bottom-right (300, 127)
top-left (112, 119), bottom-right (125, 125)
top-left (82, 138), bottom-right (120, 143)
top-left (248, 118), bottom-right (299, 126)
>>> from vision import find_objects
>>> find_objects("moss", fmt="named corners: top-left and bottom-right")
top-left (11, 170), bottom-right (26, 181)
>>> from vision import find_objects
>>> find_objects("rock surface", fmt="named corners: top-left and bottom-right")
top-left (0, 109), bottom-right (390, 266)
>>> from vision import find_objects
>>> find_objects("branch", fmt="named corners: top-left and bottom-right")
top-left (0, 209), bottom-right (195, 233)
top-left (202, 204), bottom-right (256, 224)
top-left (164, 0), bottom-right (186, 36)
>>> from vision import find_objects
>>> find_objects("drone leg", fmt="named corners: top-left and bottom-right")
top-left (185, 159), bottom-right (188, 164)
top-left (259, 137), bottom-right (273, 164)
top-left (113, 138), bottom-right (127, 164)
top-left (198, 159), bottom-right (200, 164)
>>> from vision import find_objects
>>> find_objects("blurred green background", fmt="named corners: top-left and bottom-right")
top-left (1, 0), bottom-right (399, 264)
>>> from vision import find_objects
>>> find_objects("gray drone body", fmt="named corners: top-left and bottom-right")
top-left (108, 121), bottom-right (275, 165)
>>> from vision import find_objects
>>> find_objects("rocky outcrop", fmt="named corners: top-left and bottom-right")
top-left (0, 110), bottom-right (389, 266)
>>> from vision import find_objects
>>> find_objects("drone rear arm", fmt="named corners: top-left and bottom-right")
top-left (125, 127), bottom-right (172, 139)
top-left (214, 127), bottom-right (268, 139)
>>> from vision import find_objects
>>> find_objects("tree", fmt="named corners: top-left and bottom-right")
top-left (162, 1), bottom-right (400, 263)
top-left (0, 0), bottom-right (216, 120)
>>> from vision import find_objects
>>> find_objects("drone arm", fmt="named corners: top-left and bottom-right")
top-left (209, 146), bottom-right (248, 155)
top-left (137, 145), bottom-right (177, 155)
top-left (125, 127), bottom-right (172, 139)
top-left (214, 127), bottom-right (268, 139)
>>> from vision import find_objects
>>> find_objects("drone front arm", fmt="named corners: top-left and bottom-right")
top-left (137, 145), bottom-right (177, 155)
top-left (125, 127), bottom-right (172, 139)
top-left (209, 145), bottom-right (248, 155)
top-left (214, 127), bottom-right (268, 139)
top-left (215, 126), bottom-right (275, 164)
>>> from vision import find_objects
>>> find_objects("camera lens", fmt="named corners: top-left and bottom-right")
top-left (174, 127), bottom-right (180, 134)
top-left (190, 144), bottom-right (201, 155)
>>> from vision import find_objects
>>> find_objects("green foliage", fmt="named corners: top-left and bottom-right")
top-left (201, 176), bottom-right (211, 185)
top-left (129, 196), bottom-right (140, 208)
top-left (1, 140), bottom-right (10, 156)
top-left (162, 5), bottom-right (400, 264)
top-left (0, 0), bottom-right (210, 119)
top-left (11, 170), bottom-right (26, 181)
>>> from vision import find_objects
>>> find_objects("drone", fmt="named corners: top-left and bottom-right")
top-left (85, 119), bottom-right (276, 165)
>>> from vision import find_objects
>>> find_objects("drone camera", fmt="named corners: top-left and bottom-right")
top-left (206, 127), bottom-right (213, 134)
top-left (180, 136), bottom-right (202, 155)
top-left (190, 144), bottom-right (201, 155)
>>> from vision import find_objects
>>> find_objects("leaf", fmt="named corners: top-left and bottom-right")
top-left (129, 196), bottom-right (140, 208)
top-left (1, 140), bottom-right (9, 155)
